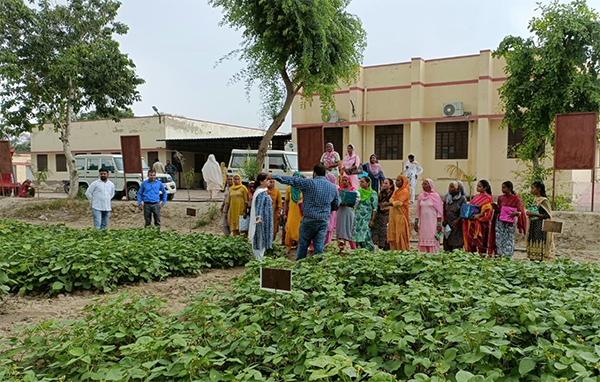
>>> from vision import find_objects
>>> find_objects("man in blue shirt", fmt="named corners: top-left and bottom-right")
top-left (137, 170), bottom-right (168, 228)
top-left (272, 164), bottom-right (339, 260)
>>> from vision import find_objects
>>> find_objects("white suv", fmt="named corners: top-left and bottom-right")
top-left (226, 149), bottom-right (298, 192)
top-left (67, 154), bottom-right (177, 200)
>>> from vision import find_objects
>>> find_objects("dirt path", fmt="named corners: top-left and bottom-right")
top-left (0, 267), bottom-right (246, 338)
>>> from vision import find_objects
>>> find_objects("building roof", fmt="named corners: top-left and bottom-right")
top-left (156, 133), bottom-right (291, 142)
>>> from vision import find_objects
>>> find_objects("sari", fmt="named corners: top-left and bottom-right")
top-left (526, 196), bottom-right (555, 261)
top-left (442, 181), bottom-right (466, 251)
top-left (362, 154), bottom-right (385, 193)
top-left (342, 144), bottom-right (360, 189)
top-left (463, 192), bottom-right (494, 255)
top-left (415, 179), bottom-right (443, 253)
top-left (320, 143), bottom-right (341, 175)
top-left (495, 193), bottom-right (526, 258)
top-left (336, 176), bottom-right (359, 243)
top-left (284, 186), bottom-right (302, 250)
top-left (388, 174), bottom-right (411, 250)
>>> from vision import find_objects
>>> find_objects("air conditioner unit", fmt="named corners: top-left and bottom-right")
top-left (442, 102), bottom-right (464, 117)
top-left (322, 110), bottom-right (339, 123)
top-left (285, 142), bottom-right (296, 152)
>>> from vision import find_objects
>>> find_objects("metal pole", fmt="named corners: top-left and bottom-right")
top-left (552, 168), bottom-right (557, 210)
top-left (592, 167), bottom-right (596, 213)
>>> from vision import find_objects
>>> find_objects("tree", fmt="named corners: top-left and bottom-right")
top-left (75, 107), bottom-right (135, 121)
top-left (210, 0), bottom-right (366, 169)
top-left (0, 0), bottom-right (144, 198)
top-left (494, 0), bottom-right (600, 173)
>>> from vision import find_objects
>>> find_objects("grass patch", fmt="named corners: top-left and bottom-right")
top-left (12, 198), bottom-right (89, 217)
top-left (193, 203), bottom-right (220, 229)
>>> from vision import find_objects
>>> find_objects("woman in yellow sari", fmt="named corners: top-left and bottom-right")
top-left (225, 174), bottom-right (248, 236)
top-left (387, 174), bottom-right (411, 250)
top-left (284, 172), bottom-right (303, 251)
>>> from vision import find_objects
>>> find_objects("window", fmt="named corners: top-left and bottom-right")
top-left (230, 153), bottom-right (257, 168)
top-left (435, 122), bottom-right (469, 159)
top-left (375, 125), bottom-right (403, 160)
top-left (76, 158), bottom-right (85, 171)
top-left (268, 154), bottom-right (286, 170)
top-left (285, 154), bottom-right (298, 170)
top-left (55, 154), bottom-right (67, 172)
top-left (36, 154), bottom-right (48, 171)
top-left (101, 158), bottom-right (115, 172)
top-left (87, 158), bottom-right (100, 171)
top-left (507, 126), bottom-right (524, 158)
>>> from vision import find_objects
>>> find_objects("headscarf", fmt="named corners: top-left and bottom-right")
top-left (201, 154), bottom-right (223, 186)
top-left (343, 144), bottom-right (360, 170)
top-left (323, 142), bottom-right (338, 167)
top-left (290, 171), bottom-right (302, 203)
top-left (367, 154), bottom-right (382, 175)
top-left (391, 174), bottom-right (410, 219)
top-left (340, 175), bottom-right (355, 191)
top-left (443, 180), bottom-right (466, 205)
top-left (230, 174), bottom-right (246, 191)
top-left (417, 178), bottom-right (444, 217)
top-left (358, 177), bottom-right (377, 203)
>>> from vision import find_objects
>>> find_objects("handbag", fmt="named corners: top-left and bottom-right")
top-left (499, 205), bottom-right (517, 223)
top-left (460, 204), bottom-right (480, 219)
top-left (345, 157), bottom-right (362, 175)
top-left (238, 216), bottom-right (250, 232)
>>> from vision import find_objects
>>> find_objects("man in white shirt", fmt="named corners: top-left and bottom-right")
top-left (404, 154), bottom-right (423, 203)
top-left (152, 158), bottom-right (166, 174)
top-left (85, 168), bottom-right (116, 229)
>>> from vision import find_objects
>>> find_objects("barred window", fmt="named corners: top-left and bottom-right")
top-left (375, 125), bottom-right (403, 160)
top-left (55, 154), bottom-right (67, 172)
top-left (435, 122), bottom-right (469, 159)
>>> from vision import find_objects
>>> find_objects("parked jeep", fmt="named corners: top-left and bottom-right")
top-left (63, 154), bottom-right (176, 200)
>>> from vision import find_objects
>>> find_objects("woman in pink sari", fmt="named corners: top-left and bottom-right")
top-left (414, 179), bottom-right (443, 253)
top-left (325, 173), bottom-right (339, 245)
top-left (342, 144), bottom-right (361, 190)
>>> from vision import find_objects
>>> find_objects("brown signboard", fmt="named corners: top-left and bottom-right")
top-left (0, 141), bottom-right (12, 174)
top-left (297, 126), bottom-right (324, 172)
top-left (554, 112), bottom-right (597, 170)
top-left (120, 135), bottom-right (143, 174)
top-left (186, 208), bottom-right (196, 217)
top-left (543, 220), bottom-right (563, 234)
top-left (260, 267), bottom-right (292, 293)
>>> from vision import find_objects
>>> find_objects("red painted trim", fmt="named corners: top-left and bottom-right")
top-left (479, 75), bottom-right (507, 82)
top-left (292, 113), bottom-right (505, 128)
top-left (368, 85), bottom-right (412, 92)
top-left (12, 162), bottom-right (29, 166)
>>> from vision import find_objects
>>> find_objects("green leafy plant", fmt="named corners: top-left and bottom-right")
top-left (444, 163), bottom-right (477, 197)
top-left (512, 160), bottom-right (573, 211)
top-left (241, 156), bottom-right (261, 183)
top-left (182, 167), bottom-right (195, 202)
top-left (0, 219), bottom-right (250, 296)
top-left (4, 250), bottom-right (600, 381)
top-left (193, 203), bottom-right (220, 229)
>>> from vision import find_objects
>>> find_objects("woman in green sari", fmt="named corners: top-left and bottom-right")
top-left (353, 176), bottom-right (378, 252)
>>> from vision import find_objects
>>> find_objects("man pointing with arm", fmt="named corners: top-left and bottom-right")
top-left (272, 164), bottom-right (339, 260)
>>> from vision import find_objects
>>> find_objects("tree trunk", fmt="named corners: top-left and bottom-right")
top-left (256, 80), bottom-right (299, 171)
top-left (64, 80), bottom-right (79, 199)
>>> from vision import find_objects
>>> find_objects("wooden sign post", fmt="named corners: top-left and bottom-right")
top-left (186, 208), bottom-right (196, 232)
top-left (260, 267), bottom-right (292, 325)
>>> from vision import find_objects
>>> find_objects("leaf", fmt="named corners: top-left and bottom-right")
top-left (104, 367), bottom-right (124, 381)
top-left (68, 347), bottom-right (84, 357)
top-left (519, 358), bottom-right (535, 376)
top-left (365, 330), bottom-right (376, 340)
top-left (342, 366), bottom-right (357, 378)
top-left (456, 370), bottom-right (474, 382)
top-left (51, 281), bottom-right (64, 290)
top-left (579, 352), bottom-right (599, 363)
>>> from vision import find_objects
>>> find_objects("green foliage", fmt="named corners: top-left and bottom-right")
top-left (193, 203), bottom-right (220, 229)
top-left (0, 220), bottom-right (250, 296)
top-left (0, 0), bottom-right (144, 198)
top-left (241, 156), bottom-right (261, 182)
top-left (182, 167), bottom-right (196, 202)
top-left (209, 0), bottom-right (366, 168)
top-left (5, 250), bottom-right (600, 381)
top-left (512, 161), bottom-right (574, 211)
top-left (494, 0), bottom-right (600, 169)
top-left (74, 108), bottom-right (135, 121)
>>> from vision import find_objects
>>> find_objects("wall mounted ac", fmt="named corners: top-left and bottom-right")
top-left (443, 102), bottom-right (464, 117)
top-left (322, 110), bottom-right (339, 123)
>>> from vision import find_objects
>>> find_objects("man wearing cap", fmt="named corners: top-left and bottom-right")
top-left (85, 168), bottom-right (116, 229)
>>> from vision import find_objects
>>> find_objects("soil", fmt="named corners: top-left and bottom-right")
top-left (1, 196), bottom-right (599, 337)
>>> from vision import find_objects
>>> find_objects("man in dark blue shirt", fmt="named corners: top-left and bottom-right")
top-left (272, 164), bottom-right (339, 260)
top-left (137, 170), bottom-right (168, 228)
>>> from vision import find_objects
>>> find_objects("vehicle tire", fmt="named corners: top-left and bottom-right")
top-left (127, 184), bottom-right (140, 200)
top-left (167, 193), bottom-right (175, 201)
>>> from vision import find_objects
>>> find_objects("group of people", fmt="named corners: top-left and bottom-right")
top-left (220, 143), bottom-right (556, 262)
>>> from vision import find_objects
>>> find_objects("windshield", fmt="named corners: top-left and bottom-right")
top-left (114, 158), bottom-right (124, 171)
top-left (286, 154), bottom-right (298, 170)
top-left (142, 158), bottom-right (150, 171)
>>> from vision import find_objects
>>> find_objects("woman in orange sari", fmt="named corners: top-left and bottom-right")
top-left (463, 180), bottom-right (495, 255)
top-left (386, 174), bottom-right (411, 250)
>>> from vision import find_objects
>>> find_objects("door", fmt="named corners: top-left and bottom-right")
top-left (297, 126), bottom-right (324, 172)
top-left (324, 127), bottom-right (343, 156)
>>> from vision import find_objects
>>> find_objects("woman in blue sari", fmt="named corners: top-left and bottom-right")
top-left (362, 154), bottom-right (385, 193)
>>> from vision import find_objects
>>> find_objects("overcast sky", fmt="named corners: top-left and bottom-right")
top-left (115, 0), bottom-right (600, 132)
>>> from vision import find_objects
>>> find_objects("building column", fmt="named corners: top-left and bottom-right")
top-left (409, 121), bottom-right (423, 161)
top-left (347, 124), bottom-right (363, 160)
top-left (476, 118), bottom-right (491, 180)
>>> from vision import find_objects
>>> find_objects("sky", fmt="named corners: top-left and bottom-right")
top-left (115, 0), bottom-right (600, 133)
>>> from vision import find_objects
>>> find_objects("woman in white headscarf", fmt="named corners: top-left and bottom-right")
top-left (202, 154), bottom-right (224, 201)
